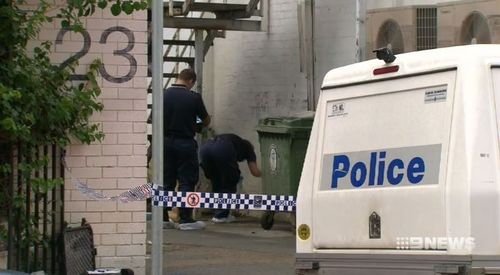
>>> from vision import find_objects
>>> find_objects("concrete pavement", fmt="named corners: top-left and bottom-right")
top-left (146, 214), bottom-right (296, 275)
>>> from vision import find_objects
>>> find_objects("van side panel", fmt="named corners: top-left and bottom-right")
top-left (495, 69), bottom-right (500, 143)
top-left (473, 68), bottom-right (500, 253)
top-left (466, 66), bottom-right (500, 254)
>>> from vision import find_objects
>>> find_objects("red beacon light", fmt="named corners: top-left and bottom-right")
top-left (373, 65), bottom-right (399, 75)
top-left (372, 47), bottom-right (398, 75)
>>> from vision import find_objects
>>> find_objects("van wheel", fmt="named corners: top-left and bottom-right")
top-left (260, 211), bottom-right (275, 230)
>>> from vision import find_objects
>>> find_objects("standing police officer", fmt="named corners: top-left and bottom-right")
top-left (164, 68), bottom-right (210, 230)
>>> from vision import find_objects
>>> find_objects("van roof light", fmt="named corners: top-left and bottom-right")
top-left (373, 47), bottom-right (396, 64)
top-left (373, 65), bottom-right (399, 75)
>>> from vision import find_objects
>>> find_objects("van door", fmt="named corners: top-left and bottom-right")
top-left (312, 70), bottom-right (456, 250)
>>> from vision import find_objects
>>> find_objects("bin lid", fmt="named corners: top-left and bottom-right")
top-left (256, 111), bottom-right (314, 134)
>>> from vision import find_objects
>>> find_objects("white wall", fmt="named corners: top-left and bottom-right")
top-left (206, 0), bottom-right (309, 193)
top-left (313, 0), bottom-right (358, 101)
top-left (204, 0), bottom-right (362, 193)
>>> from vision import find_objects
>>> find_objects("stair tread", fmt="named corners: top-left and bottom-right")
top-left (164, 2), bottom-right (248, 13)
top-left (163, 40), bottom-right (195, 46)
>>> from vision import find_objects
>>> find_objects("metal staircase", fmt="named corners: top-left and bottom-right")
top-left (146, 0), bottom-right (266, 162)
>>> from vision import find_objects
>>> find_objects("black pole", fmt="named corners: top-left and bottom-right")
top-left (42, 145), bottom-right (48, 272)
top-left (7, 143), bottom-right (14, 269)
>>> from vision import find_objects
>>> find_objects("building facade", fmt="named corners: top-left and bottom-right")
top-left (366, 0), bottom-right (500, 58)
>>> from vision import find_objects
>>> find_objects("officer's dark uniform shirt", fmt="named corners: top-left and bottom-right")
top-left (163, 84), bottom-right (208, 138)
top-left (216, 134), bottom-right (257, 162)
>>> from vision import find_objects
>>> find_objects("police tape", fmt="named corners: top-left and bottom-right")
top-left (152, 184), bottom-right (296, 212)
top-left (75, 180), bottom-right (152, 202)
top-left (73, 180), bottom-right (296, 212)
top-left (65, 152), bottom-right (297, 211)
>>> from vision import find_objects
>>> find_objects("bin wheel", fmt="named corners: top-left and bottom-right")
top-left (260, 211), bottom-right (275, 230)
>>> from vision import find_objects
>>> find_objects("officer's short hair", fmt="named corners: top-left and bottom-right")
top-left (178, 68), bottom-right (197, 82)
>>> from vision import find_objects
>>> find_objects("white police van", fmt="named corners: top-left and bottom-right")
top-left (296, 45), bottom-right (500, 275)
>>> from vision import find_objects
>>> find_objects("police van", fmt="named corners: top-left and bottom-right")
top-left (296, 45), bottom-right (500, 275)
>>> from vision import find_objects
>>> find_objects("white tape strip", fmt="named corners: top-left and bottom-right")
top-left (72, 175), bottom-right (296, 212)
top-left (74, 180), bottom-right (152, 203)
top-left (151, 184), bottom-right (296, 212)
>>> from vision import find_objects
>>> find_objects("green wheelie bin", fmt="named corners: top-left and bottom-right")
top-left (256, 112), bottom-right (314, 230)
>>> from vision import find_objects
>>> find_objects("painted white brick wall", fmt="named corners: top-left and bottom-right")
top-left (313, 0), bottom-right (358, 98)
top-left (205, 0), bottom-right (359, 194)
top-left (206, 0), bottom-right (309, 194)
top-left (35, 6), bottom-right (148, 275)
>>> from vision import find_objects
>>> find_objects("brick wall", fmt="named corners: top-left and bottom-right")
top-left (37, 6), bottom-right (148, 275)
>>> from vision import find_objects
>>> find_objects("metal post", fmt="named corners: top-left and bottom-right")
top-left (151, 0), bottom-right (164, 273)
top-left (195, 30), bottom-right (204, 94)
top-left (7, 145), bottom-right (14, 270)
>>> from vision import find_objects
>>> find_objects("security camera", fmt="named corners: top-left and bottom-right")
top-left (373, 47), bottom-right (396, 63)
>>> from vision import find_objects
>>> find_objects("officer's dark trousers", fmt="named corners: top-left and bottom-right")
top-left (200, 138), bottom-right (240, 219)
top-left (163, 136), bottom-right (199, 223)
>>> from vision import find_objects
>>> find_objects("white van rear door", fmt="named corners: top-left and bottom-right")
top-left (312, 70), bottom-right (456, 249)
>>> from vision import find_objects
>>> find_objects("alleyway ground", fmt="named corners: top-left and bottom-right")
top-left (146, 214), bottom-right (296, 275)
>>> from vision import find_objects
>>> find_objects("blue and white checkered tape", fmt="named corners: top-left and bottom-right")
top-left (151, 184), bottom-right (296, 212)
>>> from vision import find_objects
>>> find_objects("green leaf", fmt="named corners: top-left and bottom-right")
top-left (72, 23), bottom-right (85, 33)
top-left (97, 0), bottom-right (107, 9)
top-left (61, 20), bottom-right (70, 28)
top-left (139, 1), bottom-right (148, 9)
top-left (133, 1), bottom-right (141, 10)
top-left (121, 1), bottom-right (134, 15)
top-left (0, 118), bottom-right (16, 131)
top-left (110, 3), bottom-right (121, 16)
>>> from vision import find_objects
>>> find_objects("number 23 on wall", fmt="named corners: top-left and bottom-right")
top-left (55, 26), bottom-right (137, 83)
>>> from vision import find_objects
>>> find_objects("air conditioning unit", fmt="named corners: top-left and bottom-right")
top-left (366, 6), bottom-right (438, 60)
top-left (437, 0), bottom-right (500, 47)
